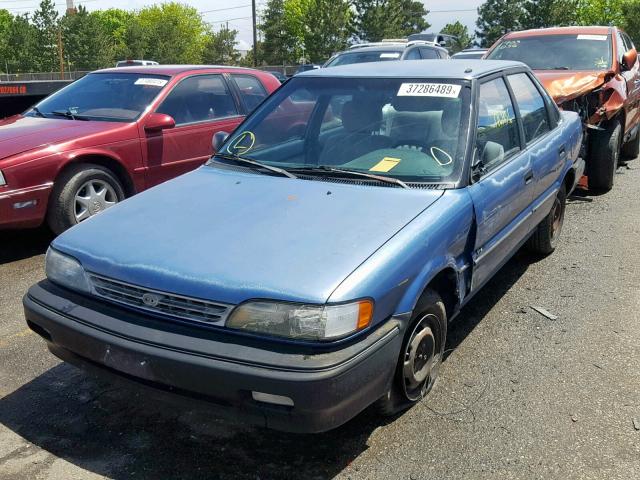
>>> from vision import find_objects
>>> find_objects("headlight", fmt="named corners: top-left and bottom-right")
top-left (45, 247), bottom-right (91, 293)
top-left (226, 300), bottom-right (373, 341)
top-left (0, 170), bottom-right (5, 186)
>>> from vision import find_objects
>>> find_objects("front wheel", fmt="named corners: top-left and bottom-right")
top-left (376, 289), bottom-right (447, 416)
top-left (47, 164), bottom-right (125, 234)
top-left (527, 184), bottom-right (566, 255)
top-left (588, 120), bottom-right (621, 192)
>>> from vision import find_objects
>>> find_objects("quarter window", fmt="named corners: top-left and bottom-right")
top-left (157, 75), bottom-right (238, 125)
top-left (508, 73), bottom-right (550, 143)
top-left (419, 48), bottom-right (439, 59)
top-left (404, 48), bottom-right (422, 60)
top-left (232, 74), bottom-right (268, 111)
top-left (477, 78), bottom-right (520, 173)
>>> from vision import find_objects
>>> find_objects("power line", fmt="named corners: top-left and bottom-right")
top-left (209, 15), bottom-right (252, 24)
top-left (4, 0), bottom-right (99, 11)
top-left (200, 4), bottom-right (251, 15)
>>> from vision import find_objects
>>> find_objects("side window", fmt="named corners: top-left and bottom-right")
top-left (232, 74), bottom-right (268, 112)
top-left (419, 48), bottom-right (439, 59)
top-left (508, 73), bottom-right (550, 143)
top-left (617, 32), bottom-right (627, 63)
top-left (404, 48), bottom-right (422, 60)
top-left (157, 75), bottom-right (238, 125)
top-left (624, 33), bottom-right (635, 51)
top-left (477, 78), bottom-right (520, 173)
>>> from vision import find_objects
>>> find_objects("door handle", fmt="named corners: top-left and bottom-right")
top-left (558, 145), bottom-right (567, 159)
top-left (524, 170), bottom-right (534, 185)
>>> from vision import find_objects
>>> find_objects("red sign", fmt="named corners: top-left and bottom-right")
top-left (0, 85), bottom-right (27, 95)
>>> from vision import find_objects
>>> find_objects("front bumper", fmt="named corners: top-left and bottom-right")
top-left (23, 281), bottom-right (406, 433)
top-left (0, 183), bottom-right (52, 229)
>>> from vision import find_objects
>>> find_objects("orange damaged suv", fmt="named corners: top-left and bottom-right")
top-left (486, 26), bottom-right (640, 192)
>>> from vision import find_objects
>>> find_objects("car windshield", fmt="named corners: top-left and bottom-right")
top-left (487, 34), bottom-right (612, 70)
top-left (325, 51), bottom-right (402, 67)
top-left (212, 76), bottom-right (471, 184)
top-left (29, 72), bottom-right (170, 122)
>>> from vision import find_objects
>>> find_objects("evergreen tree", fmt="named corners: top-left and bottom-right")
top-left (352, 0), bottom-right (429, 42)
top-left (204, 25), bottom-right (241, 65)
top-left (32, 0), bottom-right (59, 71)
top-left (522, 0), bottom-right (578, 29)
top-left (261, 0), bottom-right (299, 64)
top-left (302, 0), bottom-right (351, 62)
top-left (441, 21), bottom-right (473, 53)
top-left (475, 0), bottom-right (526, 47)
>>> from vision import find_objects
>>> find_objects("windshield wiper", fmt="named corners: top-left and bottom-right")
top-left (215, 153), bottom-right (297, 179)
top-left (292, 166), bottom-right (410, 189)
top-left (50, 109), bottom-right (89, 121)
top-left (30, 106), bottom-right (46, 118)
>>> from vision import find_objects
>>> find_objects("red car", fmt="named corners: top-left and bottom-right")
top-left (0, 66), bottom-right (280, 232)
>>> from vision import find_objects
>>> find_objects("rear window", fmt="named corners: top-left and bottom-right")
top-left (325, 51), bottom-right (402, 67)
top-left (487, 34), bottom-right (612, 71)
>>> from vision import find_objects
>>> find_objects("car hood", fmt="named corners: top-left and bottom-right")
top-left (534, 69), bottom-right (612, 104)
top-left (53, 166), bottom-right (443, 305)
top-left (0, 115), bottom-right (123, 160)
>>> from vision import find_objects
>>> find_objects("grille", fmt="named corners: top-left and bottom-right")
top-left (89, 274), bottom-right (232, 326)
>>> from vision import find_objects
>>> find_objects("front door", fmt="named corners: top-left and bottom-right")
top-left (142, 74), bottom-right (244, 188)
top-left (468, 76), bottom-right (534, 291)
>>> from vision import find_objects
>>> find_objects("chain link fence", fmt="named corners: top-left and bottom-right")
top-left (0, 71), bottom-right (89, 82)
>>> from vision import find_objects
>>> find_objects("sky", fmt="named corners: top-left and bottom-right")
top-left (0, 0), bottom-right (483, 51)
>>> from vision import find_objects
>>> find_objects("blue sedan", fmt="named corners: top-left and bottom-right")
top-left (24, 60), bottom-right (583, 433)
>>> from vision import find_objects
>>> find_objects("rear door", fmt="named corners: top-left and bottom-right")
top-left (228, 73), bottom-right (270, 115)
top-left (506, 72), bottom-right (565, 227)
top-left (467, 76), bottom-right (535, 291)
top-left (143, 73), bottom-right (244, 187)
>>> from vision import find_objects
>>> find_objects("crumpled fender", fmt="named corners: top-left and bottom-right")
top-left (541, 70), bottom-right (627, 124)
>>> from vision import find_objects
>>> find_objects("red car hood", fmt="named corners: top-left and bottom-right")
top-left (0, 115), bottom-right (125, 160)
top-left (534, 70), bottom-right (611, 104)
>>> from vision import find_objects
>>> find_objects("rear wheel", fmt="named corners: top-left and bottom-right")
top-left (527, 184), bottom-right (566, 255)
top-left (376, 289), bottom-right (447, 416)
top-left (588, 120), bottom-right (621, 192)
top-left (47, 164), bottom-right (125, 234)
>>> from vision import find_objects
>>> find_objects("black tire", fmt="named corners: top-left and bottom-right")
top-left (621, 130), bottom-right (640, 160)
top-left (527, 183), bottom-right (566, 256)
top-left (588, 120), bottom-right (621, 192)
top-left (47, 164), bottom-right (125, 235)
top-left (376, 289), bottom-right (447, 416)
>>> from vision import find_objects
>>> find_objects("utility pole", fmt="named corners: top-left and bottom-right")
top-left (57, 29), bottom-right (65, 80)
top-left (251, 0), bottom-right (257, 67)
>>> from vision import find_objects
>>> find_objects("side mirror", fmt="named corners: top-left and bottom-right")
top-left (212, 131), bottom-right (229, 152)
top-left (439, 40), bottom-right (447, 47)
top-left (144, 113), bottom-right (175, 132)
top-left (622, 48), bottom-right (638, 71)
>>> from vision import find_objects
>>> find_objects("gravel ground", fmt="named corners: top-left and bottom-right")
top-left (1, 162), bottom-right (640, 480)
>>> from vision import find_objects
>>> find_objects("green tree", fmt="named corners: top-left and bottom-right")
top-left (622, 0), bottom-right (640, 46)
top-left (522, 0), bottom-right (578, 29)
top-left (203, 25), bottom-right (240, 64)
top-left (441, 21), bottom-right (473, 53)
top-left (6, 13), bottom-right (39, 72)
top-left (352, 0), bottom-right (429, 42)
top-left (93, 9), bottom-right (137, 61)
top-left (0, 10), bottom-right (12, 73)
top-left (32, 0), bottom-right (59, 71)
top-left (261, 0), bottom-right (299, 64)
top-left (136, 3), bottom-right (208, 64)
top-left (475, 0), bottom-right (526, 47)
top-left (576, 0), bottom-right (625, 26)
top-left (302, 0), bottom-right (351, 62)
top-left (61, 6), bottom-right (114, 70)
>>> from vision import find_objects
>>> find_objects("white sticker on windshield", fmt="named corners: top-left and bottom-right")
top-left (380, 52), bottom-right (401, 59)
top-left (577, 34), bottom-right (607, 41)
top-left (134, 78), bottom-right (168, 87)
top-left (397, 83), bottom-right (461, 98)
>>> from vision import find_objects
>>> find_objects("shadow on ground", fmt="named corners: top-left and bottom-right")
top-left (0, 227), bottom-right (53, 265)
top-left (0, 251), bottom-right (534, 479)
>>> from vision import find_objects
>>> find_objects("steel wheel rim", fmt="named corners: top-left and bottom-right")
top-left (74, 180), bottom-right (118, 223)
top-left (402, 313), bottom-right (441, 401)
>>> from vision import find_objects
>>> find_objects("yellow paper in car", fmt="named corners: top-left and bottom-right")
top-left (370, 157), bottom-right (401, 172)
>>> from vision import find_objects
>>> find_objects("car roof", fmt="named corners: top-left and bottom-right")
top-left (94, 65), bottom-right (261, 76)
top-left (344, 45), bottom-right (406, 53)
top-left (504, 26), bottom-right (613, 39)
top-left (300, 59), bottom-right (525, 79)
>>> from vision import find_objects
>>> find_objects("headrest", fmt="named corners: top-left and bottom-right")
top-left (342, 100), bottom-right (382, 133)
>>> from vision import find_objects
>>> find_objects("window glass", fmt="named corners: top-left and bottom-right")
top-left (419, 48), bottom-right (439, 59)
top-left (324, 50), bottom-right (401, 67)
top-left (232, 74), bottom-right (268, 111)
top-left (508, 73), bottom-right (550, 143)
top-left (404, 48), bottom-right (421, 60)
top-left (217, 77), bottom-right (470, 183)
top-left (617, 32), bottom-right (627, 63)
top-left (623, 32), bottom-right (635, 51)
top-left (487, 34), bottom-right (612, 70)
top-left (32, 73), bottom-right (168, 122)
top-left (477, 78), bottom-right (520, 173)
top-left (156, 75), bottom-right (237, 125)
